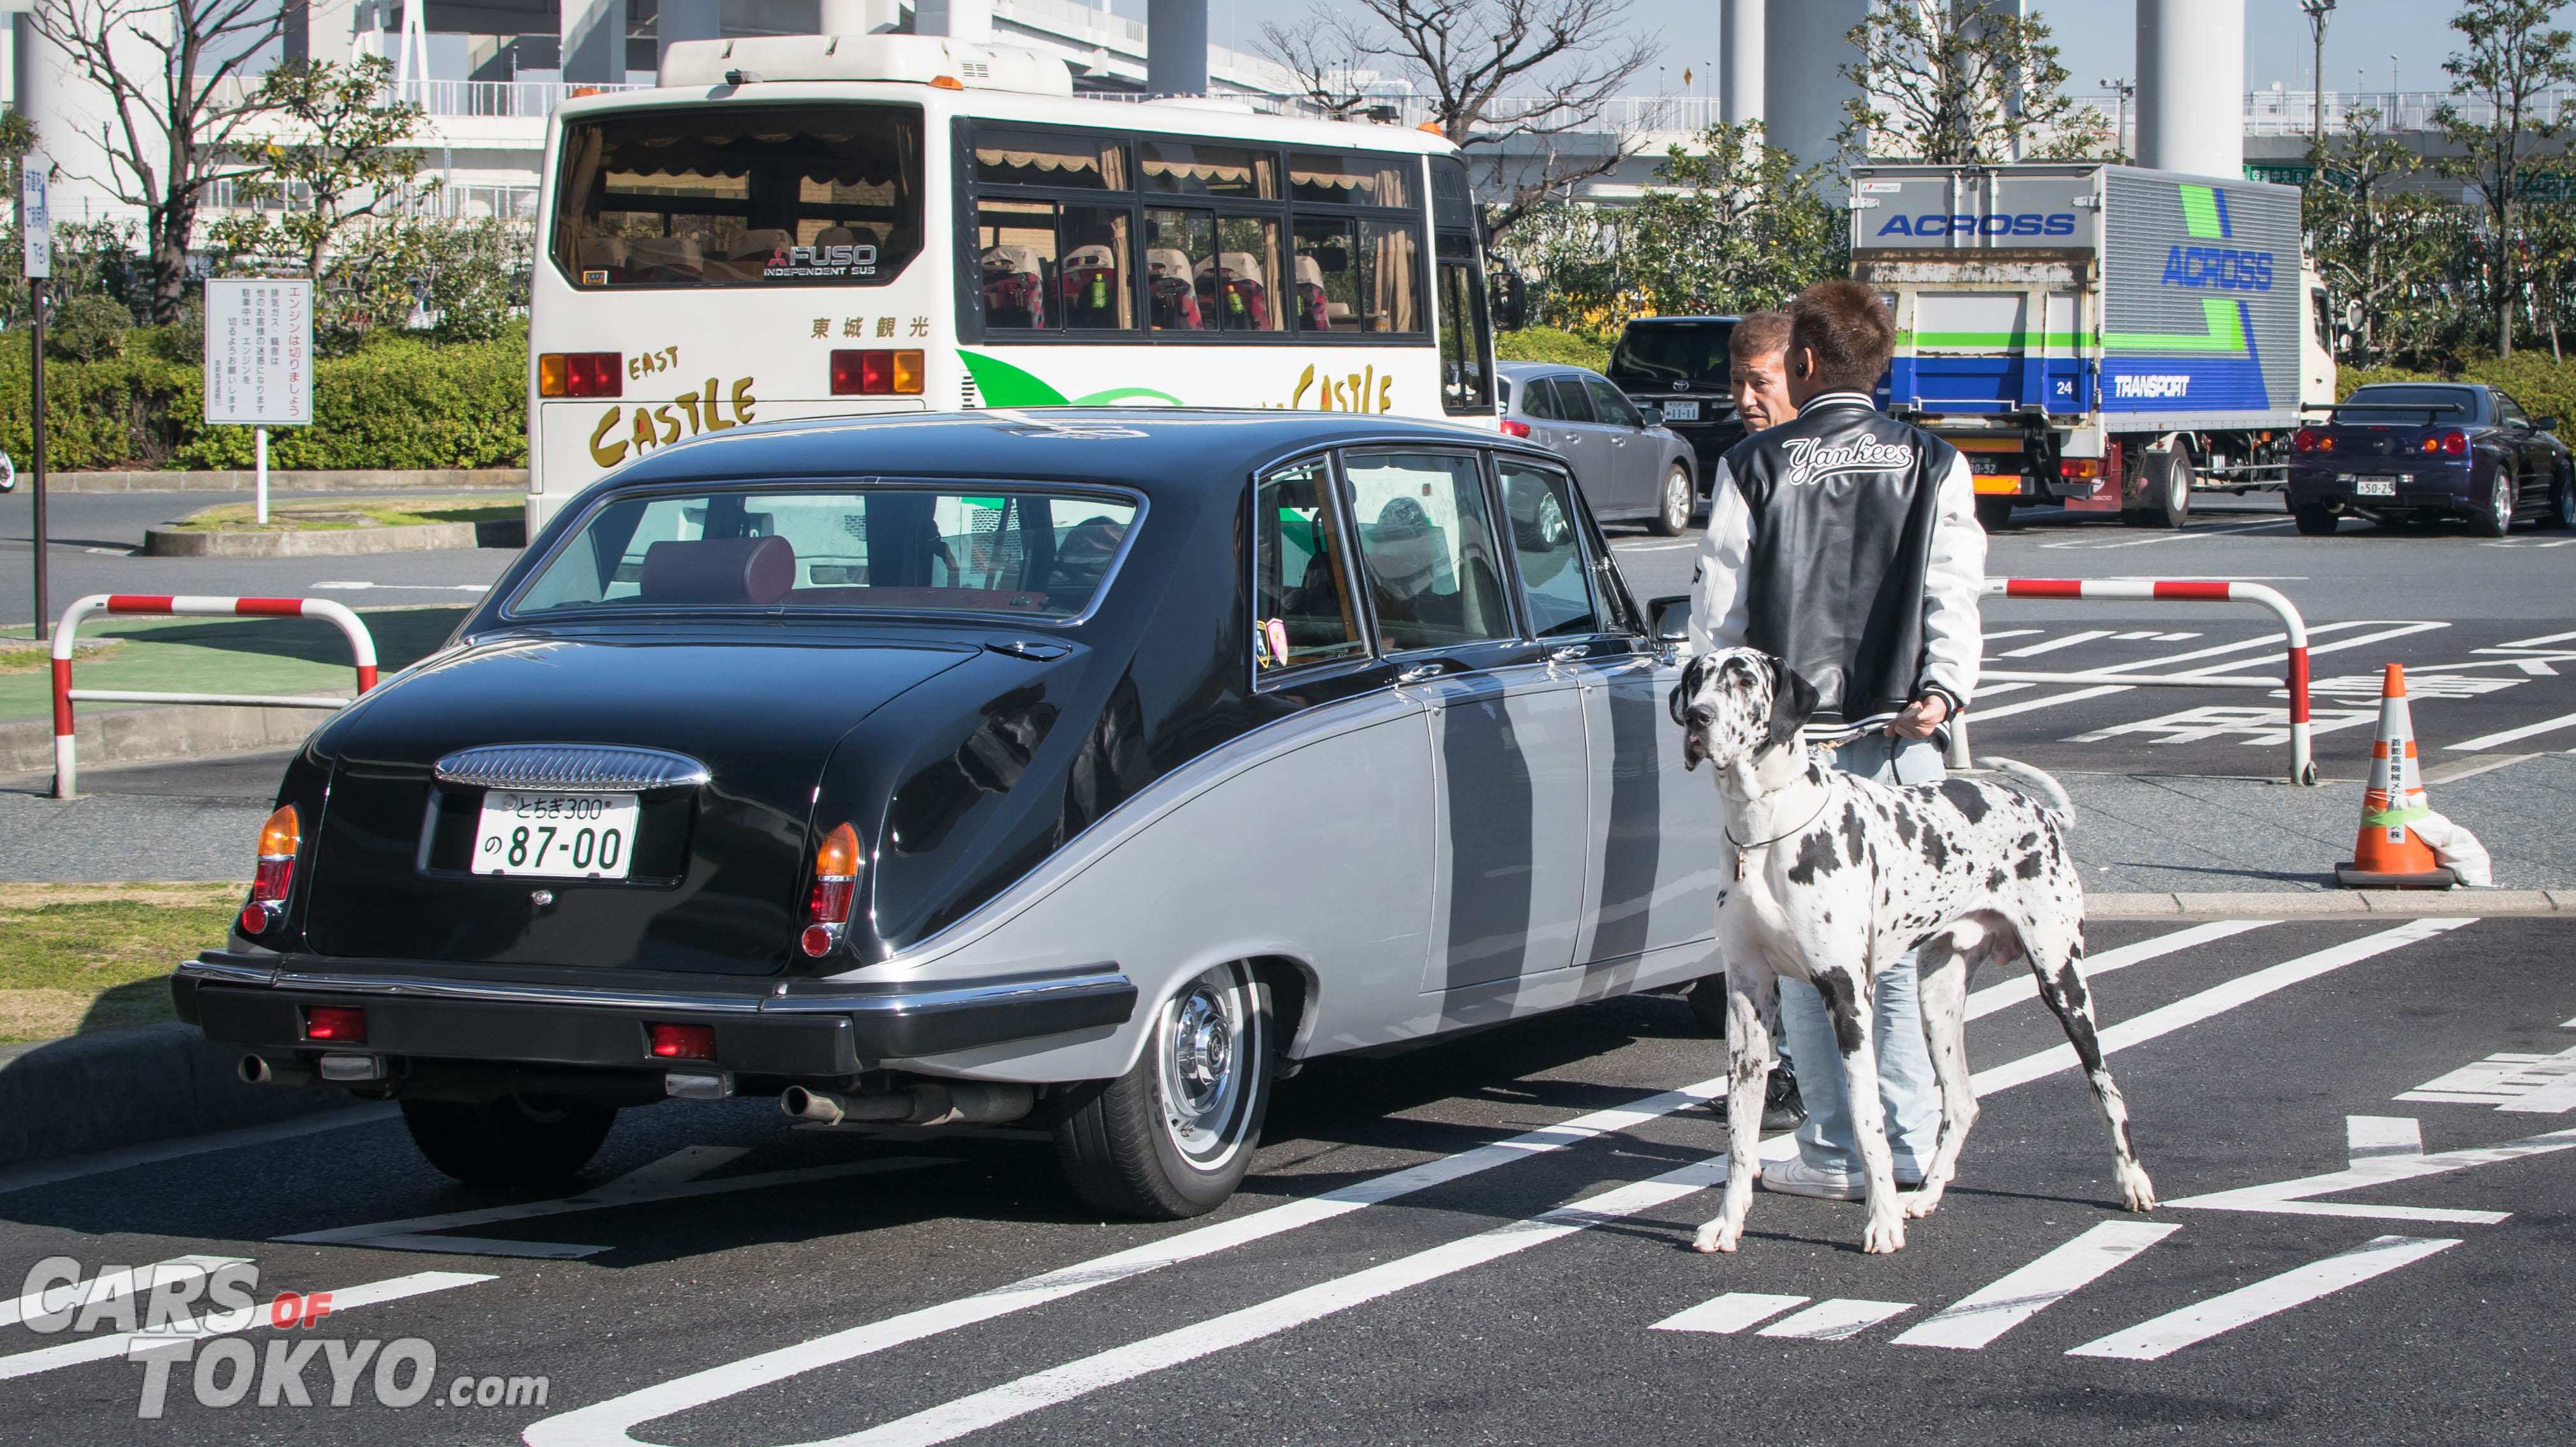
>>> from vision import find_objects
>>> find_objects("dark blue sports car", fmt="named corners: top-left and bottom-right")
top-left (2288, 382), bottom-right (2575, 535)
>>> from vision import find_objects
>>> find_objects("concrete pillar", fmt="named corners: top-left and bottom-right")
top-left (1763, 0), bottom-right (1866, 169)
top-left (818, 0), bottom-right (901, 36)
top-left (12, 6), bottom-right (158, 227)
top-left (1719, 0), bottom-right (1762, 127)
top-left (2137, 0), bottom-right (2243, 177)
top-left (657, 0), bottom-right (718, 66)
top-left (285, 0), bottom-right (372, 65)
top-left (915, 0), bottom-right (992, 43)
top-left (1961, 0), bottom-right (2026, 160)
top-left (561, 0), bottom-right (627, 84)
top-left (1144, 0), bottom-right (1206, 96)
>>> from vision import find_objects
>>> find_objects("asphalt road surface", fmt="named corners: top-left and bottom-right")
top-left (1, 914), bottom-right (2570, 1443)
top-left (0, 490), bottom-right (516, 629)
top-left (1611, 495), bottom-right (2576, 781)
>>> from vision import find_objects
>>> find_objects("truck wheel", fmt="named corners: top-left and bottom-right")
top-left (400, 1095), bottom-right (617, 1188)
top-left (1647, 464), bottom-right (1693, 537)
top-left (1973, 496), bottom-right (2014, 532)
top-left (2151, 448), bottom-right (2194, 528)
top-left (2292, 504), bottom-right (2339, 536)
top-left (1054, 962), bottom-right (1272, 1220)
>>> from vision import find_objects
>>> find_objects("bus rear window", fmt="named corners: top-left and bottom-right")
top-left (551, 104), bottom-right (924, 289)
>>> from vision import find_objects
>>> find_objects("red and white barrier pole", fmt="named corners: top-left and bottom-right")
top-left (50, 594), bottom-right (380, 800)
top-left (1980, 578), bottom-right (2315, 786)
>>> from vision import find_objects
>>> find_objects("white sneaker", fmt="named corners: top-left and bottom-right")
top-left (1758, 1157), bottom-right (1925, 1200)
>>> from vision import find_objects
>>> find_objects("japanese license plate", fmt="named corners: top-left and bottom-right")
top-left (2353, 476), bottom-right (2399, 497)
top-left (1661, 400), bottom-right (1699, 422)
top-left (474, 792), bottom-right (638, 878)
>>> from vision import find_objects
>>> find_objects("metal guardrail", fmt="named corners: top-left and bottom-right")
top-left (50, 594), bottom-right (379, 800)
top-left (1958, 578), bottom-right (2317, 786)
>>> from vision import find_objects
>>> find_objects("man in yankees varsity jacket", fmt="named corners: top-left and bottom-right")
top-left (1688, 278), bottom-right (1987, 1201)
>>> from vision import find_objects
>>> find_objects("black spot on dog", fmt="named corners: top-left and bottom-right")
top-left (1939, 779), bottom-right (1991, 823)
top-left (1891, 808), bottom-right (1918, 845)
top-left (2055, 961), bottom-right (2092, 1010)
top-left (1923, 832), bottom-right (1950, 871)
top-left (1787, 830), bottom-right (1841, 885)
top-left (1839, 803), bottom-right (1866, 867)
top-left (1813, 970), bottom-right (1863, 1054)
top-left (2016, 851), bottom-right (2046, 880)
top-left (1985, 868), bottom-right (2006, 892)
top-left (2017, 831), bottom-right (2038, 850)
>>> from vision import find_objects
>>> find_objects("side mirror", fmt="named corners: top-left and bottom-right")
top-left (1649, 594), bottom-right (1692, 645)
top-left (2536, 416), bottom-right (2559, 431)
top-left (1488, 266), bottom-right (1528, 332)
top-left (1637, 401), bottom-right (1664, 427)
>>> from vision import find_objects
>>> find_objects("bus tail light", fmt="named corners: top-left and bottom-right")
top-left (539, 352), bottom-right (622, 398)
top-left (240, 803), bottom-right (299, 935)
top-left (799, 823), bottom-right (861, 958)
top-left (830, 350), bottom-right (925, 396)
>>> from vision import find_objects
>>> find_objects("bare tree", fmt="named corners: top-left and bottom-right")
top-left (1839, 0), bottom-right (2078, 165)
top-left (26, 0), bottom-right (287, 323)
top-left (1261, 0), bottom-right (1658, 236)
top-left (2432, 0), bottom-right (2576, 358)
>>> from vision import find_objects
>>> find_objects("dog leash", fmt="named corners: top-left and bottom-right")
top-left (1725, 794), bottom-right (1836, 881)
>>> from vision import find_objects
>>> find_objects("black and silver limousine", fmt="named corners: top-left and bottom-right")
top-left (177, 410), bottom-right (1726, 1218)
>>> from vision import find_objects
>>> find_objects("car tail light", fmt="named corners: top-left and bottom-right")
top-left (799, 823), bottom-right (861, 958)
top-left (239, 803), bottom-right (299, 934)
top-left (2058, 457), bottom-right (2102, 479)
top-left (302, 1005), bottom-right (366, 1043)
top-left (1499, 417), bottom-right (1532, 438)
top-left (2441, 430), bottom-right (2469, 456)
top-left (829, 350), bottom-right (925, 396)
top-left (538, 352), bottom-right (622, 398)
top-left (648, 1023), bottom-right (716, 1060)
top-left (2293, 428), bottom-right (2317, 453)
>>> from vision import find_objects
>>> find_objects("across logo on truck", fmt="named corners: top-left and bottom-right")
top-left (2162, 245), bottom-right (2274, 291)
top-left (1875, 213), bottom-right (2078, 238)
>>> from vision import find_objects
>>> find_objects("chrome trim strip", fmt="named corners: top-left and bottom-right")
top-left (432, 744), bottom-right (712, 793)
top-left (180, 959), bottom-right (1132, 1021)
top-left (177, 958), bottom-right (280, 987)
top-left (762, 968), bottom-right (1132, 1016)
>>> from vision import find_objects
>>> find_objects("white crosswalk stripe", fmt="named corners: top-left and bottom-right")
top-left (1756, 1299), bottom-right (1913, 1341)
top-left (1891, 1222), bottom-right (2178, 1350)
top-left (1651, 1293), bottom-right (1810, 1335)
top-left (2065, 1236), bottom-right (2459, 1361)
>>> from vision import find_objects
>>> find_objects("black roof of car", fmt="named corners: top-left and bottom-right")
top-left (590, 410), bottom-right (1543, 495)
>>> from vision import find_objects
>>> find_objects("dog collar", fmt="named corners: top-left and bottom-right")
top-left (1725, 794), bottom-right (1836, 881)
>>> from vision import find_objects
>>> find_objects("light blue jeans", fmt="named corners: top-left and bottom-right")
top-left (1777, 732), bottom-right (1945, 1176)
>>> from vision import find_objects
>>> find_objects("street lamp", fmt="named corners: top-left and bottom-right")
top-left (2299, 0), bottom-right (2335, 141)
top-left (2099, 75), bottom-right (2136, 158)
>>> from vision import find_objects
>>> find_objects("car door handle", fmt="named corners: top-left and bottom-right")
top-left (1548, 644), bottom-right (1590, 663)
top-left (1396, 663), bottom-right (1446, 684)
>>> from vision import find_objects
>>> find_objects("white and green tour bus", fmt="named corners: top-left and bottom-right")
top-left (526, 33), bottom-right (1499, 529)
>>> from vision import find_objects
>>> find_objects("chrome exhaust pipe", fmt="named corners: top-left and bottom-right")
top-left (782, 1081), bottom-right (1035, 1127)
top-left (238, 1053), bottom-right (313, 1087)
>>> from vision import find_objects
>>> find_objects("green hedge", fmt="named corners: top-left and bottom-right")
top-left (0, 324), bottom-right (528, 472)
top-left (1495, 326), bottom-right (1616, 374)
top-left (2339, 354), bottom-right (2576, 430)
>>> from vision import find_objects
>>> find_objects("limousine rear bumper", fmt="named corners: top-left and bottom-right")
top-left (174, 950), bottom-right (1137, 1091)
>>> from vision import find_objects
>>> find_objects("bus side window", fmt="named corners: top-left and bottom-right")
top-left (978, 199), bottom-right (1058, 331)
top-left (1292, 217), bottom-right (1356, 333)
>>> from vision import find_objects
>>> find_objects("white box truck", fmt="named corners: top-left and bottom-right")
top-left (1849, 162), bottom-right (2335, 529)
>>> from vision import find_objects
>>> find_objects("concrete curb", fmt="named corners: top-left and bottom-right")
top-left (0, 1022), bottom-right (352, 1169)
top-left (2094, 889), bottom-right (2576, 917)
top-left (0, 701), bottom-right (338, 777)
top-left (143, 518), bottom-right (525, 557)
top-left (42, 468), bottom-right (528, 495)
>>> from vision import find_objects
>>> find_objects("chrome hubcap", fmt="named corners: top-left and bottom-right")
top-left (1158, 975), bottom-right (1248, 1165)
top-left (1666, 472), bottom-right (1688, 527)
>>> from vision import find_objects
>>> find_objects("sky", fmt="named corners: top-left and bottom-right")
top-left (1182, 0), bottom-right (2540, 99)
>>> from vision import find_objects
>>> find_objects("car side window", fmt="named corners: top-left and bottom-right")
top-left (1341, 449), bottom-right (1514, 653)
top-left (1254, 458), bottom-right (1368, 673)
top-left (1497, 460), bottom-right (1603, 638)
top-left (1550, 377), bottom-right (1598, 424)
top-left (1520, 379), bottom-right (1559, 421)
top-left (2498, 393), bottom-right (2529, 427)
top-left (1585, 377), bottom-right (1643, 428)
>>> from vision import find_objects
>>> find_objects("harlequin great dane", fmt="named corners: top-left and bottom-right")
top-left (1671, 647), bottom-right (2155, 1256)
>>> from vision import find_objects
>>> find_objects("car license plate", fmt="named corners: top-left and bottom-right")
top-left (1662, 400), bottom-right (1699, 422)
top-left (2354, 476), bottom-right (2399, 497)
top-left (474, 792), bottom-right (639, 878)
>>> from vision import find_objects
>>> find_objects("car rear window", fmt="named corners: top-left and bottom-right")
top-left (511, 487), bottom-right (1137, 619)
top-left (2339, 386), bottom-right (2484, 424)
top-left (1608, 320), bottom-right (1735, 393)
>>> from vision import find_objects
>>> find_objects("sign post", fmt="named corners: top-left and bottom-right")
top-left (20, 165), bottom-right (50, 641)
top-left (202, 279), bottom-right (315, 523)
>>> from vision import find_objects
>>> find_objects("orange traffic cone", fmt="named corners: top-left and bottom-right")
top-left (2336, 664), bottom-right (2456, 889)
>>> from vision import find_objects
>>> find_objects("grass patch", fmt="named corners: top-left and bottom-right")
top-left (171, 495), bottom-right (523, 533)
top-left (0, 883), bottom-right (238, 1044)
top-left (0, 638), bottom-right (123, 675)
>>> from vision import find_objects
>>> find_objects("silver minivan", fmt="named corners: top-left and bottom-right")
top-left (1498, 362), bottom-right (1700, 536)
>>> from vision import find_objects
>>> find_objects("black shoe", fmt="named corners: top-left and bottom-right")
top-left (1763, 1067), bottom-right (1806, 1133)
